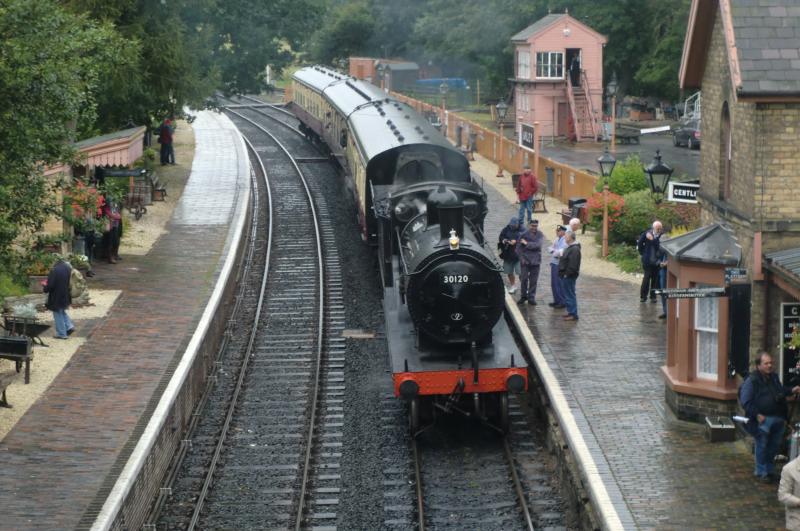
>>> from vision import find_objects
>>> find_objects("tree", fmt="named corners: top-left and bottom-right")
top-left (0, 0), bottom-right (128, 275)
top-left (309, 1), bottom-right (376, 65)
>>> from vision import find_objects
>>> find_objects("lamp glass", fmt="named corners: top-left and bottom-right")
top-left (597, 147), bottom-right (616, 178)
top-left (644, 149), bottom-right (673, 195)
top-left (496, 100), bottom-right (509, 121)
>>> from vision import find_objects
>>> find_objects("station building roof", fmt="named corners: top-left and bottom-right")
top-left (661, 223), bottom-right (742, 265)
top-left (681, 0), bottom-right (800, 99)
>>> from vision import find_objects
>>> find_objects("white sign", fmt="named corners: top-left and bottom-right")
top-left (667, 181), bottom-right (699, 203)
top-left (640, 125), bottom-right (672, 134)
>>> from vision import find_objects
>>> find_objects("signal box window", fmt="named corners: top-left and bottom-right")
top-left (536, 52), bottom-right (563, 79)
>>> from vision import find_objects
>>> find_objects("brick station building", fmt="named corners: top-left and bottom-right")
top-left (664, 0), bottom-right (800, 420)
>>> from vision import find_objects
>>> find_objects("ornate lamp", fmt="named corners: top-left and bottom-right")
top-left (495, 99), bottom-right (509, 178)
top-left (644, 150), bottom-right (674, 203)
top-left (597, 146), bottom-right (616, 258)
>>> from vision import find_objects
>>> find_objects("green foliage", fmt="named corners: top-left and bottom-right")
top-left (596, 154), bottom-right (649, 195)
top-left (609, 189), bottom-right (658, 245)
top-left (0, 272), bottom-right (27, 306)
top-left (607, 243), bottom-right (643, 274)
top-left (309, 1), bottom-right (376, 65)
top-left (0, 0), bottom-right (127, 275)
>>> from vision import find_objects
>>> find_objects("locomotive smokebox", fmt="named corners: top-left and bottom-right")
top-left (426, 185), bottom-right (464, 240)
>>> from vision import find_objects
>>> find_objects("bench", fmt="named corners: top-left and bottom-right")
top-left (0, 336), bottom-right (33, 384)
top-left (3, 316), bottom-right (51, 347)
top-left (0, 371), bottom-right (15, 408)
top-left (511, 174), bottom-right (548, 213)
top-left (149, 172), bottom-right (167, 202)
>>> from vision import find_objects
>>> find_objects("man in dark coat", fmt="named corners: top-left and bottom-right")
top-left (516, 219), bottom-right (544, 305)
top-left (558, 231), bottom-right (581, 321)
top-left (158, 118), bottom-right (175, 165)
top-left (43, 257), bottom-right (74, 339)
top-left (498, 217), bottom-right (522, 294)
top-left (740, 352), bottom-right (800, 482)
top-left (637, 220), bottom-right (663, 302)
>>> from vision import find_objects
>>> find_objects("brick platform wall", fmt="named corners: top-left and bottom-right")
top-left (664, 384), bottom-right (738, 424)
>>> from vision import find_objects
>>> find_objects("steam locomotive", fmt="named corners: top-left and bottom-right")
top-left (289, 66), bottom-right (526, 433)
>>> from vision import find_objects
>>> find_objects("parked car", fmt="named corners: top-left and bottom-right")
top-left (672, 119), bottom-right (701, 149)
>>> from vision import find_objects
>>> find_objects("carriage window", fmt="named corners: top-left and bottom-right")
top-left (340, 129), bottom-right (347, 148)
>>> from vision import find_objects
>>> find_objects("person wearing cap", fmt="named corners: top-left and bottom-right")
top-left (516, 219), bottom-right (544, 305)
top-left (498, 217), bottom-right (523, 294)
top-left (515, 166), bottom-right (538, 227)
top-left (547, 225), bottom-right (568, 308)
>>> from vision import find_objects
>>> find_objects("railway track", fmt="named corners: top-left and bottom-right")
top-left (410, 395), bottom-right (562, 530)
top-left (153, 96), bottom-right (566, 529)
top-left (153, 98), bottom-right (344, 529)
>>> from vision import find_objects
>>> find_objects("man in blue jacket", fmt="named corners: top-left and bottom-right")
top-left (740, 352), bottom-right (800, 482)
top-left (516, 219), bottom-right (544, 305)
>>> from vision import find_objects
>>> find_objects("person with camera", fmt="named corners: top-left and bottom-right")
top-left (740, 352), bottom-right (800, 483)
top-left (497, 217), bottom-right (522, 294)
top-left (637, 220), bottom-right (663, 303)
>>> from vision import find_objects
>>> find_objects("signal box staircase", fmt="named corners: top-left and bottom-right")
top-left (566, 71), bottom-right (601, 142)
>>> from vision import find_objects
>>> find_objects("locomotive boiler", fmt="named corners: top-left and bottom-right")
top-left (398, 186), bottom-right (504, 347)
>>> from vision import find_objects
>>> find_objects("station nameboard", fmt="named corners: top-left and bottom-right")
top-left (667, 181), bottom-right (699, 204)
top-left (520, 124), bottom-right (535, 150)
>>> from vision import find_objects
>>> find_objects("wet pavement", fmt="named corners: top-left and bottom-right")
top-left (540, 132), bottom-right (700, 180)
top-left (477, 157), bottom-right (784, 529)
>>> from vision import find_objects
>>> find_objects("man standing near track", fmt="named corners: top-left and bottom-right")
top-left (498, 217), bottom-right (522, 294)
top-left (547, 224), bottom-right (567, 308)
top-left (516, 219), bottom-right (543, 306)
top-left (515, 166), bottom-right (538, 227)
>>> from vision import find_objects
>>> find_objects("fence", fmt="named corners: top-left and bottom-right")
top-left (391, 92), bottom-right (599, 204)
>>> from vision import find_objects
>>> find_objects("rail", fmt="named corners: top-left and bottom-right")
top-left (580, 70), bottom-right (600, 141)
top-left (565, 75), bottom-right (582, 142)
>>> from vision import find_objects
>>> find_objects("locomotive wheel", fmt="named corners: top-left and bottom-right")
top-left (409, 398), bottom-right (420, 436)
top-left (497, 393), bottom-right (510, 434)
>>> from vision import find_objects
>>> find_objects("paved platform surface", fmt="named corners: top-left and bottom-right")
top-left (0, 111), bottom-right (248, 531)
top-left (477, 160), bottom-right (784, 529)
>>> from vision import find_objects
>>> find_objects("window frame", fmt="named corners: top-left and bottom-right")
top-left (518, 50), bottom-right (531, 79)
top-left (535, 51), bottom-right (564, 80)
top-left (693, 285), bottom-right (719, 381)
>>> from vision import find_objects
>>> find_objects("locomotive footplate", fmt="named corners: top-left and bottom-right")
top-left (384, 282), bottom-right (528, 398)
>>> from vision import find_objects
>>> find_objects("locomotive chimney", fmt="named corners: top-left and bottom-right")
top-left (426, 185), bottom-right (463, 242)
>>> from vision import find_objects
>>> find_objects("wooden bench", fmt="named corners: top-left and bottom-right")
top-left (0, 336), bottom-right (33, 384)
top-left (0, 371), bottom-right (15, 408)
top-left (149, 172), bottom-right (167, 202)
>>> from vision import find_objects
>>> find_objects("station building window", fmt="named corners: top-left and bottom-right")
top-left (518, 51), bottom-right (531, 79)
top-left (536, 51), bottom-right (563, 79)
top-left (694, 284), bottom-right (719, 380)
top-left (719, 101), bottom-right (732, 201)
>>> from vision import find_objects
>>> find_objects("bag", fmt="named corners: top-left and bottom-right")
top-left (69, 267), bottom-right (86, 298)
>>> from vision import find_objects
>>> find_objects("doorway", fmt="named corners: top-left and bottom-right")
top-left (566, 48), bottom-right (582, 87)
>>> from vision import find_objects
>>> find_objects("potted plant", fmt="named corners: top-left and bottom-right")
top-left (24, 250), bottom-right (59, 293)
top-left (67, 253), bottom-right (90, 273)
top-left (64, 179), bottom-right (105, 255)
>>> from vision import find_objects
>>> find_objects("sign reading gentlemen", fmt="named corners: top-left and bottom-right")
top-left (667, 181), bottom-right (699, 203)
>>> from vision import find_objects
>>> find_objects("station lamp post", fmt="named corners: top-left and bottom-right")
top-left (597, 146), bottom-right (616, 258)
top-left (495, 99), bottom-right (509, 178)
top-left (644, 150), bottom-right (674, 204)
top-left (377, 63), bottom-right (386, 91)
top-left (439, 81), bottom-right (449, 111)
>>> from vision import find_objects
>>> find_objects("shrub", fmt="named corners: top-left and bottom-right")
top-left (595, 154), bottom-right (649, 195)
top-left (610, 189), bottom-right (658, 245)
top-left (585, 191), bottom-right (624, 231)
top-left (607, 243), bottom-right (642, 274)
top-left (0, 272), bottom-right (27, 308)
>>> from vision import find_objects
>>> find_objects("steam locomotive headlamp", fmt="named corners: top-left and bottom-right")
top-left (448, 229), bottom-right (460, 250)
top-left (506, 373), bottom-right (526, 392)
top-left (399, 378), bottom-right (420, 398)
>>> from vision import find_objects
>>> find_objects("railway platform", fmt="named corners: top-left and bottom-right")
top-left (472, 153), bottom-right (785, 529)
top-left (0, 111), bottom-right (250, 530)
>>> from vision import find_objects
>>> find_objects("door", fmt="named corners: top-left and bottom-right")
top-left (557, 103), bottom-right (569, 137)
top-left (566, 49), bottom-right (582, 87)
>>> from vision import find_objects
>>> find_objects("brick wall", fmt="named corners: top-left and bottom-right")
top-left (698, 8), bottom-right (800, 362)
top-left (664, 385), bottom-right (738, 423)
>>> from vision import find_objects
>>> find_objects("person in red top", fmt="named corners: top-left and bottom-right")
top-left (516, 165), bottom-right (538, 226)
top-left (158, 118), bottom-right (175, 165)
